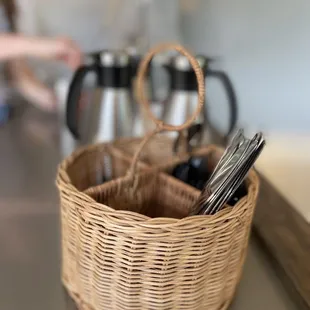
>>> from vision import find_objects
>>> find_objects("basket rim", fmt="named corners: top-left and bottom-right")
top-left (56, 140), bottom-right (260, 229)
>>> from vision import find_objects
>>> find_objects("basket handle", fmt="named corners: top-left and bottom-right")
top-left (126, 43), bottom-right (205, 180)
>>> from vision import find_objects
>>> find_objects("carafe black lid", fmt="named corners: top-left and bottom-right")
top-left (90, 50), bottom-right (131, 88)
top-left (99, 50), bottom-right (130, 68)
top-left (169, 55), bottom-right (207, 91)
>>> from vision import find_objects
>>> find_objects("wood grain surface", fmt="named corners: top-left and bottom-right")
top-left (254, 175), bottom-right (310, 308)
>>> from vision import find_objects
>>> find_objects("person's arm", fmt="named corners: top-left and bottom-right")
top-left (0, 1), bottom-right (82, 113)
top-left (0, 33), bottom-right (43, 60)
top-left (0, 33), bottom-right (82, 68)
top-left (2, 34), bottom-right (82, 112)
top-left (9, 59), bottom-right (57, 112)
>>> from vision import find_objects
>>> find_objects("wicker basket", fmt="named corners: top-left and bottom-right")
top-left (56, 43), bottom-right (260, 310)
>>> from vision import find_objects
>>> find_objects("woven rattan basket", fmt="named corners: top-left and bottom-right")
top-left (56, 43), bottom-right (260, 310)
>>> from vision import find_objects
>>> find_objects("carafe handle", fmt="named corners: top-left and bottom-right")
top-left (66, 65), bottom-right (97, 139)
top-left (205, 69), bottom-right (238, 138)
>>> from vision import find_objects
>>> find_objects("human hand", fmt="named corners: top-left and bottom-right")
top-left (26, 36), bottom-right (83, 69)
top-left (17, 74), bottom-right (58, 112)
top-left (0, 34), bottom-right (82, 68)
top-left (10, 59), bottom-right (58, 112)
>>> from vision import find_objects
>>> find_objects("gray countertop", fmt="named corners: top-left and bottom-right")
top-left (0, 106), bottom-right (299, 310)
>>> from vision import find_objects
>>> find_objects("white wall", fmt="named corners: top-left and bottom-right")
top-left (16, 0), bottom-right (181, 52)
top-left (15, 0), bottom-right (182, 82)
top-left (180, 0), bottom-right (310, 132)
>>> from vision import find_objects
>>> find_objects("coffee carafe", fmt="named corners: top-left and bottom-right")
top-left (66, 50), bottom-right (134, 144)
top-left (202, 56), bottom-right (238, 145)
top-left (56, 53), bottom-right (98, 157)
top-left (162, 55), bottom-right (205, 139)
top-left (162, 55), bottom-right (237, 144)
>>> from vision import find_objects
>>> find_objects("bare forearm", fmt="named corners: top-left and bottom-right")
top-left (0, 34), bottom-right (82, 68)
top-left (8, 58), bottom-right (40, 90)
top-left (0, 34), bottom-right (38, 60)
top-left (8, 58), bottom-right (29, 82)
top-left (8, 58), bottom-right (57, 112)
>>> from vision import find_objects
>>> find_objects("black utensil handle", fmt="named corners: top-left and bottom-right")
top-left (66, 65), bottom-right (96, 139)
top-left (173, 123), bottom-right (203, 154)
top-left (206, 70), bottom-right (238, 138)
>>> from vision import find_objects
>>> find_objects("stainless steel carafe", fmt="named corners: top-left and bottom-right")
top-left (162, 55), bottom-right (205, 139)
top-left (55, 53), bottom-right (98, 158)
top-left (66, 50), bottom-right (134, 144)
top-left (162, 55), bottom-right (237, 144)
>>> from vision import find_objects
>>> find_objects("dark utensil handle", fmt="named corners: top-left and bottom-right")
top-left (66, 65), bottom-right (97, 140)
top-left (173, 123), bottom-right (203, 154)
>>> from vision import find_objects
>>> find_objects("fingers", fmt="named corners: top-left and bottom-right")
top-left (31, 87), bottom-right (57, 112)
top-left (25, 86), bottom-right (57, 113)
top-left (26, 35), bottom-right (83, 69)
top-left (54, 37), bottom-right (83, 69)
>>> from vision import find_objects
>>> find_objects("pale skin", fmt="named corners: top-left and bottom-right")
top-left (0, 34), bottom-right (82, 111)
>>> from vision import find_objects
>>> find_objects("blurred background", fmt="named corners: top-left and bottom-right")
top-left (14, 0), bottom-right (310, 132)
top-left (9, 0), bottom-right (310, 225)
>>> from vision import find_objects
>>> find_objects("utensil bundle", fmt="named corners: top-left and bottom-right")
top-left (190, 129), bottom-right (265, 215)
